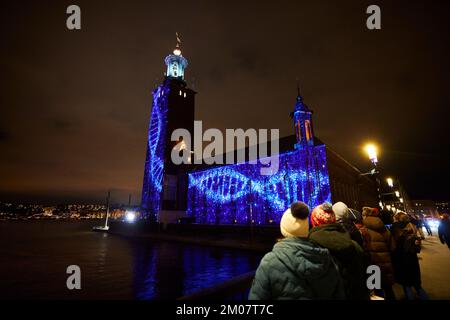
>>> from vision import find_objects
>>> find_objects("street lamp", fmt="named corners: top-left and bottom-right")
top-left (387, 177), bottom-right (394, 188)
top-left (395, 190), bottom-right (400, 198)
top-left (364, 143), bottom-right (383, 209)
top-left (365, 144), bottom-right (378, 166)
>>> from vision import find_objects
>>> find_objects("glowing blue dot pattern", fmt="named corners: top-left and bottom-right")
top-left (187, 145), bottom-right (331, 224)
top-left (141, 82), bottom-right (171, 218)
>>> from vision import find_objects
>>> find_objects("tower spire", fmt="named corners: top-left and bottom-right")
top-left (165, 33), bottom-right (188, 80)
top-left (176, 32), bottom-right (181, 48)
top-left (173, 32), bottom-right (182, 56)
top-left (296, 78), bottom-right (302, 101)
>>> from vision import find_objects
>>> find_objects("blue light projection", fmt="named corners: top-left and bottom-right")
top-left (141, 82), bottom-right (171, 218)
top-left (187, 145), bottom-right (331, 224)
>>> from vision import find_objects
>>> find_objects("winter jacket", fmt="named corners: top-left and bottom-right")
top-left (339, 218), bottom-right (365, 248)
top-left (308, 224), bottom-right (370, 300)
top-left (390, 221), bottom-right (422, 286)
top-left (360, 216), bottom-right (396, 286)
top-left (438, 218), bottom-right (450, 245)
top-left (249, 237), bottom-right (346, 300)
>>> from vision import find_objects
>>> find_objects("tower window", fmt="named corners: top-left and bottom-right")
top-left (179, 90), bottom-right (182, 96)
top-left (305, 120), bottom-right (312, 141)
top-left (296, 120), bottom-right (302, 141)
top-left (184, 92), bottom-right (187, 98)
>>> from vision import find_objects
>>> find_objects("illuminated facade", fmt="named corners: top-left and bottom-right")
top-left (141, 83), bottom-right (170, 216)
top-left (141, 38), bottom-right (195, 218)
top-left (187, 146), bottom-right (331, 224)
top-left (186, 91), bottom-right (331, 224)
top-left (142, 38), bottom-right (377, 223)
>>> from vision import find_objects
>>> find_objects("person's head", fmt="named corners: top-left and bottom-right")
top-left (380, 210), bottom-right (394, 225)
top-left (394, 211), bottom-right (408, 223)
top-left (280, 201), bottom-right (310, 238)
top-left (332, 202), bottom-right (349, 221)
top-left (362, 206), bottom-right (379, 218)
top-left (311, 202), bottom-right (336, 228)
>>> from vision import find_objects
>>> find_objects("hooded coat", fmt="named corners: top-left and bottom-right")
top-left (249, 237), bottom-right (345, 300)
top-left (308, 224), bottom-right (370, 300)
top-left (390, 220), bottom-right (422, 286)
top-left (360, 216), bottom-right (396, 286)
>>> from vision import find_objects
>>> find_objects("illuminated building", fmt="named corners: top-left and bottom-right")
top-left (186, 90), bottom-right (332, 224)
top-left (141, 38), bottom-right (378, 224)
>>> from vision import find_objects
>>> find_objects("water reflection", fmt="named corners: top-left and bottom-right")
top-left (0, 221), bottom-right (262, 300)
top-left (130, 240), bottom-right (261, 299)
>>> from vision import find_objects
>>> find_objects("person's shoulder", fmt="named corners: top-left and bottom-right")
top-left (260, 250), bottom-right (276, 264)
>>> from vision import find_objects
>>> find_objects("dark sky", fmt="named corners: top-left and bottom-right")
top-left (1, 0), bottom-right (449, 204)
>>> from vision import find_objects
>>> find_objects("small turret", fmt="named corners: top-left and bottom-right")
top-left (290, 87), bottom-right (314, 149)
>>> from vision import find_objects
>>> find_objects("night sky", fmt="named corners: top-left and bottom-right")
top-left (1, 0), bottom-right (449, 204)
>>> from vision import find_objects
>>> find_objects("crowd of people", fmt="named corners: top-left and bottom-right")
top-left (249, 201), bottom-right (445, 300)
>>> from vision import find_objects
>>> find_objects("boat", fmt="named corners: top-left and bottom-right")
top-left (93, 191), bottom-right (110, 232)
top-left (92, 225), bottom-right (109, 232)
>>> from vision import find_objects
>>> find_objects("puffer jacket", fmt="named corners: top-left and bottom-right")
top-left (249, 237), bottom-right (346, 300)
top-left (360, 216), bottom-right (395, 286)
top-left (309, 224), bottom-right (370, 300)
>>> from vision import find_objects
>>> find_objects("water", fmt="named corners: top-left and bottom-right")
top-left (0, 221), bottom-right (262, 299)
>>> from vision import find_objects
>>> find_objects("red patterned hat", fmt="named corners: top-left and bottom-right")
top-left (311, 202), bottom-right (336, 227)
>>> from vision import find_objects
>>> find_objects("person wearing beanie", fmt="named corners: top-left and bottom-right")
top-left (359, 206), bottom-right (397, 300)
top-left (333, 202), bottom-right (349, 221)
top-left (249, 202), bottom-right (345, 300)
top-left (311, 202), bottom-right (336, 227)
top-left (362, 206), bottom-right (379, 218)
top-left (309, 202), bottom-right (370, 300)
top-left (333, 202), bottom-right (365, 248)
top-left (280, 201), bottom-right (310, 238)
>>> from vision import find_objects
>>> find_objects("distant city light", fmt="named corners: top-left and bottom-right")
top-left (429, 220), bottom-right (440, 228)
top-left (125, 211), bottom-right (136, 223)
top-left (399, 198), bottom-right (404, 203)
top-left (395, 190), bottom-right (400, 198)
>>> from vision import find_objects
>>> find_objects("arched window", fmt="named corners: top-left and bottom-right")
top-left (296, 120), bottom-right (302, 141)
top-left (305, 120), bottom-right (312, 141)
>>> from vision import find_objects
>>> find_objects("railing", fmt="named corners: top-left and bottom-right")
top-left (177, 271), bottom-right (256, 300)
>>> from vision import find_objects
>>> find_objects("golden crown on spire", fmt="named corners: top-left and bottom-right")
top-left (174, 32), bottom-right (182, 56)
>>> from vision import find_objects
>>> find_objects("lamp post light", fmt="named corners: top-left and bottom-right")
top-left (364, 143), bottom-right (383, 209)
top-left (395, 190), bottom-right (400, 198)
top-left (365, 144), bottom-right (378, 166)
top-left (387, 178), bottom-right (393, 187)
